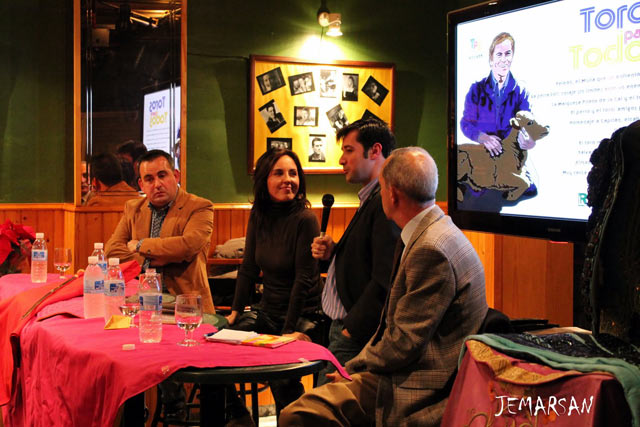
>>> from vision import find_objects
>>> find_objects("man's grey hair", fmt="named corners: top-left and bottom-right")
top-left (381, 147), bottom-right (438, 203)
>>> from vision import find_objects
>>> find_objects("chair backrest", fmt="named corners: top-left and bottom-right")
top-left (478, 308), bottom-right (514, 334)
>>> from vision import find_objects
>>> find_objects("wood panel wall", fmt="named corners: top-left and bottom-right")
top-left (0, 203), bottom-right (574, 326)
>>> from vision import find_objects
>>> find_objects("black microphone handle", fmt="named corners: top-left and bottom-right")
top-left (320, 205), bottom-right (332, 236)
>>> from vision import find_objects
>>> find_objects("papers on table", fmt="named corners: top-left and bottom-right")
top-left (204, 329), bottom-right (296, 348)
top-left (205, 329), bottom-right (258, 344)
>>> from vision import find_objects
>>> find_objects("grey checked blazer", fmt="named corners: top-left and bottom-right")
top-left (346, 205), bottom-right (488, 426)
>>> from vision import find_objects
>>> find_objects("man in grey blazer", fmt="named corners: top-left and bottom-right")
top-left (281, 147), bottom-right (488, 426)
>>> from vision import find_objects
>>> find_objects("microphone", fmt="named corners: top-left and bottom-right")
top-left (320, 194), bottom-right (335, 237)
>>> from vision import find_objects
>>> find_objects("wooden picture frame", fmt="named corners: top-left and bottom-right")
top-left (249, 55), bottom-right (395, 174)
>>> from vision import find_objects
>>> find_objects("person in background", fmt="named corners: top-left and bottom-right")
top-left (85, 153), bottom-right (140, 207)
top-left (116, 140), bottom-right (147, 190)
top-left (281, 147), bottom-right (488, 426)
top-left (311, 118), bottom-right (400, 385)
top-left (225, 148), bottom-right (321, 423)
top-left (81, 160), bottom-right (92, 204)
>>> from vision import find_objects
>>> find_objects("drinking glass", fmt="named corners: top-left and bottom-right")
top-left (119, 303), bottom-right (140, 328)
top-left (175, 294), bottom-right (202, 347)
top-left (54, 248), bottom-right (72, 279)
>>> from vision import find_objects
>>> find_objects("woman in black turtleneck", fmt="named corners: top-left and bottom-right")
top-left (225, 148), bottom-right (321, 418)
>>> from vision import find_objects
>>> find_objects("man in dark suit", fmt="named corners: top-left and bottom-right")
top-left (311, 119), bottom-right (400, 385)
top-left (282, 147), bottom-right (488, 426)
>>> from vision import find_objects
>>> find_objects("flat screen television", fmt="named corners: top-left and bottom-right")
top-left (448, 0), bottom-right (640, 242)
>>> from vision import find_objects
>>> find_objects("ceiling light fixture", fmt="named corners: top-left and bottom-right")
top-left (317, 1), bottom-right (342, 37)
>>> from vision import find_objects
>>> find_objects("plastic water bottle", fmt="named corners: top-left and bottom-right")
top-left (104, 258), bottom-right (125, 324)
top-left (91, 243), bottom-right (107, 274)
top-left (83, 256), bottom-right (105, 319)
top-left (30, 232), bottom-right (48, 283)
top-left (138, 269), bottom-right (163, 343)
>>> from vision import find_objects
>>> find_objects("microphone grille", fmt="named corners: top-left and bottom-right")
top-left (322, 194), bottom-right (335, 208)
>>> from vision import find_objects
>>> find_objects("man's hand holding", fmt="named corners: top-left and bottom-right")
top-left (311, 235), bottom-right (335, 261)
top-left (478, 133), bottom-right (503, 157)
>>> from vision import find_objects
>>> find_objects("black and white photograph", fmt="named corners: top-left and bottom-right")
top-left (326, 104), bottom-right (349, 133)
top-left (288, 72), bottom-right (315, 95)
top-left (319, 69), bottom-right (338, 98)
top-left (267, 137), bottom-right (292, 151)
top-left (258, 100), bottom-right (286, 133)
top-left (257, 68), bottom-right (285, 95)
top-left (361, 109), bottom-right (385, 123)
top-left (308, 134), bottom-right (327, 163)
top-left (294, 106), bottom-right (318, 127)
top-left (361, 76), bottom-right (388, 106)
top-left (342, 73), bottom-right (359, 101)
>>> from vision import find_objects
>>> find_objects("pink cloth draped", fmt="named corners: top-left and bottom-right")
top-left (0, 273), bottom-right (60, 301)
top-left (7, 315), bottom-right (348, 426)
top-left (0, 264), bottom-right (140, 406)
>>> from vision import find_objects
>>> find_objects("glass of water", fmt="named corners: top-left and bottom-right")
top-left (175, 294), bottom-right (202, 347)
top-left (54, 248), bottom-right (72, 279)
top-left (119, 303), bottom-right (140, 328)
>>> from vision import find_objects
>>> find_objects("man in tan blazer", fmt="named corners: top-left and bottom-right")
top-left (281, 147), bottom-right (487, 426)
top-left (106, 150), bottom-right (215, 314)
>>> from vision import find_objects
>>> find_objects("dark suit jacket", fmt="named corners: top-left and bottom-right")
top-left (346, 206), bottom-right (487, 425)
top-left (332, 184), bottom-right (400, 345)
top-left (105, 188), bottom-right (215, 313)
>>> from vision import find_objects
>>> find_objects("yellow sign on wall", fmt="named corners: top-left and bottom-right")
top-left (249, 55), bottom-right (395, 173)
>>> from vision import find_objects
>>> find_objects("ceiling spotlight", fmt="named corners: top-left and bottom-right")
top-left (317, 2), bottom-right (342, 37)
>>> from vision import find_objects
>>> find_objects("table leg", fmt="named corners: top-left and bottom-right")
top-left (122, 392), bottom-right (145, 426)
top-left (251, 383), bottom-right (259, 425)
top-left (199, 384), bottom-right (226, 426)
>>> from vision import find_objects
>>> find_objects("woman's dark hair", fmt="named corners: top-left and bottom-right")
top-left (252, 149), bottom-right (309, 219)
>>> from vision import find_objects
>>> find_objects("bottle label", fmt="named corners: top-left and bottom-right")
top-left (93, 280), bottom-right (104, 292)
top-left (105, 280), bottom-right (124, 296)
top-left (32, 250), bottom-right (47, 261)
top-left (98, 261), bottom-right (107, 271)
top-left (139, 294), bottom-right (162, 311)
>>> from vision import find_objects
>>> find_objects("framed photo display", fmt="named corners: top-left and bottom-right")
top-left (249, 55), bottom-right (395, 173)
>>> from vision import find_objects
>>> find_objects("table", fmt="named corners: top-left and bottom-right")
top-left (147, 361), bottom-right (325, 426)
top-left (0, 274), bottom-right (348, 426)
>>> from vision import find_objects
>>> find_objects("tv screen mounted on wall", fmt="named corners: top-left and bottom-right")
top-left (448, 0), bottom-right (640, 242)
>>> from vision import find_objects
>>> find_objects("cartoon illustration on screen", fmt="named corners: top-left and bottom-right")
top-left (458, 32), bottom-right (546, 208)
top-left (457, 110), bottom-right (549, 202)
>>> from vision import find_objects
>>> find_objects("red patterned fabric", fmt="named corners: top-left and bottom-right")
top-left (441, 340), bottom-right (631, 426)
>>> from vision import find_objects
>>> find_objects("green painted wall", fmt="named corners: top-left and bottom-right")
top-left (0, 0), bottom-right (476, 204)
top-left (0, 2), bottom-right (74, 203)
top-left (187, 0), bottom-right (476, 205)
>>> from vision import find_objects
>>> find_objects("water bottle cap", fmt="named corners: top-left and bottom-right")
top-left (88, 256), bottom-right (98, 264)
top-left (146, 268), bottom-right (156, 275)
top-left (36, 232), bottom-right (44, 239)
top-left (94, 242), bottom-right (104, 249)
top-left (108, 258), bottom-right (120, 266)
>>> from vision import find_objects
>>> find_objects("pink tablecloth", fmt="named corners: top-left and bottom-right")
top-left (6, 313), bottom-right (349, 427)
top-left (0, 273), bottom-right (60, 300)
